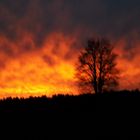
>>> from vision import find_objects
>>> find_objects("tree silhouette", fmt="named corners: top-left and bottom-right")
top-left (76, 38), bottom-right (119, 94)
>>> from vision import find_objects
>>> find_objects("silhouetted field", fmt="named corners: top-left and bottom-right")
top-left (1, 90), bottom-right (140, 137)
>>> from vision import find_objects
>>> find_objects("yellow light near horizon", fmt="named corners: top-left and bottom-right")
top-left (0, 33), bottom-right (78, 98)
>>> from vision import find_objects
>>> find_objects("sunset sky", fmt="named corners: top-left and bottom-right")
top-left (0, 0), bottom-right (140, 98)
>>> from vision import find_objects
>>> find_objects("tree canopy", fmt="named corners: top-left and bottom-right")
top-left (76, 38), bottom-right (119, 94)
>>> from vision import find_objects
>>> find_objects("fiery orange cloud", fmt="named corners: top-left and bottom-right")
top-left (114, 38), bottom-right (140, 90)
top-left (0, 31), bottom-right (140, 98)
top-left (0, 33), bottom-right (79, 98)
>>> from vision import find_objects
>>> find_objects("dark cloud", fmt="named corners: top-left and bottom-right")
top-left (0, 0), bottom-right (140, 54)
top-left (42, 55), bottom-right (56, 66)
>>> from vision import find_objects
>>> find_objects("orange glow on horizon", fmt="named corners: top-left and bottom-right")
top-left (0, 32), bottom-right (140, 98)
top-left (0, 33), bottom-right (78, 98)
top-left (114, 39), bottom-right (140, 90)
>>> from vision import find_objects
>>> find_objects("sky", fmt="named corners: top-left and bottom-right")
top-left (0, 0), bottom-right (140, 98)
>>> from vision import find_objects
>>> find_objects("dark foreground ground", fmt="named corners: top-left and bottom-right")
top-left (0, 90), bottom-right (140, 137)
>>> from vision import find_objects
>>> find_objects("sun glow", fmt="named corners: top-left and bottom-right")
top-left (0, 33), bottom-right (78, 98)
top-left (0, 32), bottom-right (140, 98)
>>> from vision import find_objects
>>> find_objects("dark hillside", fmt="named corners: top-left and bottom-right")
top-left (0, 90), bottom-right (140, 137)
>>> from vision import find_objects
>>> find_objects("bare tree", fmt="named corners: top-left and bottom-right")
top-left (76, 38), bottom-right (119, 94)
